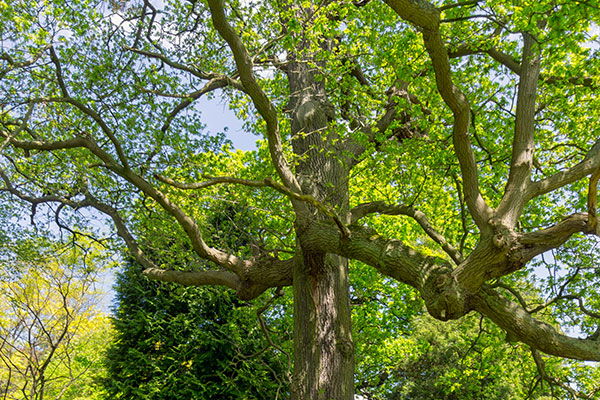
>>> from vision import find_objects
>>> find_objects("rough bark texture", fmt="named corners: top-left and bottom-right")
top-left (284, 19), bottom-right (355, 397)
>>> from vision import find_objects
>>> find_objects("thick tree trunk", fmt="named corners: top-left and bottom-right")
top-left (291, 251), bottom-right (354, 400)
top-left (286, 49), bottom-right (355, 397)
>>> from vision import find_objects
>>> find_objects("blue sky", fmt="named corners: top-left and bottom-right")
top-left (198, 91), bottom-right (258, 152)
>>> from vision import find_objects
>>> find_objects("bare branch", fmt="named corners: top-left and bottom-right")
top-left (155, 173), bottom-right (268, 190)
top-left (48, 46), bottom-right (69, 98)
top-left (345, 79), bottom-right (431, 165)
top-left (350, 201), bottom-right (464, 264)
top-left (491, 281), bottom-right (530, 310)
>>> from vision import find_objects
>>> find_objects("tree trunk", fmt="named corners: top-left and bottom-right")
top-left (291, 251), bottom-right (354, 400)
top-left (286, 49), bottom-right (355, 397)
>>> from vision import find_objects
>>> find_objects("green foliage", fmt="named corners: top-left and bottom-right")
top-left (0, 238), bottom-right (112, 400)
top-left (103, 260), bottom-right (288, 399)
top-left (2, 0), bottom-right (600, 397)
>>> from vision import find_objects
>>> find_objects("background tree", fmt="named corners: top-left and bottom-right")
top-left (1, 0), bottom-right (600, 398)
top-left (0, 238), bottom-right (112, 400)
top-left (103, 202), bottom-right (290, 399)
top-left (103, 260), bottom-right (289, 399)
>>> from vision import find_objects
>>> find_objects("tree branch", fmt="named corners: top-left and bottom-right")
top-left (587, 163), bottom-right (600, 234)
top-left (48, 48), bottom-right (131, 170)
top-left (453, 213), bottom-right (590, 294)
top-left (155, 173), bottom-right (351, 237)
top-left (448, 45), bottom-right (521, 74)
top-left (383, 0), bottom-right (494, 233)
top-left (528, 138), bottom-right (600, 200)
top-left (206, 0), bottom-right (302, 195)
top-left (125, 46), bottom-right (224, 80)
top-left (449, 45), bottom-right (597, 89)
top-left (531, 348), bottom-right (594, 399)
top-left (350, 201), bottom-right (464, 264)
top-left (160, 77), bottom-right (236, 134)
top-left (142, 267), bottom-right (242, 291)
top-left (498, 32), bottom-right (541, 226)
top-left (0, 101), bottom-right (35, 153)
top-left (472, 285), bottom-right (600, 361)
top-left (438, 0), bottom-right (479, 11)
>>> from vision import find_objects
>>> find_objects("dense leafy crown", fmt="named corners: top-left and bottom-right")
top-left (1, 0), bottom-right (600, 397)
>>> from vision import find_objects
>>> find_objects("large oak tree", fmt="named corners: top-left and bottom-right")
top-left (1, 0), bottom-right (600, 397)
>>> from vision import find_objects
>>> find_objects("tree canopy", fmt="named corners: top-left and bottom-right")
top-left (1, 0), bottom-right (600, 398)
top-left (0, 238), bottom-right (112, 400)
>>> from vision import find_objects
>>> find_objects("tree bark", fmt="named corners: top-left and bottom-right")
top-left (286, 34), bottom-right (355, 397)
top-left (291, 250), bottom-right (354, 399)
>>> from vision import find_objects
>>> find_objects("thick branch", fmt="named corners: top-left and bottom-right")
top-left (453, 213), bottom-right (589, 294)
top-left (1, 130), bottom-right (293, 297)
top-left (528, 138), bottom-right (600, 199)
top-left (498, 32), bottom-right (540, 226)
top-left (519, 213), bottom-right (589, 258)
top-left (472, 286), bottom-right (600, 361)
top-left (350, 201), bottom-right (464, 264)
top-left (450, 45), bottom-right (598, 89)
top-left (0, 102), bottom-right (35, 153)
top-left (142, 268), bottom-right (242, 291)
top-left (587, 164), bottom-right (600, 234)
top-left (206, 0), bottom-right (301, 195)
top-left (384, 0), bottom-right (493, 232)
top-left (448, 46), bottom-right (521, 74)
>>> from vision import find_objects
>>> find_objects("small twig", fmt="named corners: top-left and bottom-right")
top-left (491, 281), bottom-right (530, 311)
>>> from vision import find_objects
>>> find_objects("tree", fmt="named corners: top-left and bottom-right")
top-left (103, 259), bottom-right (289, 399)
top-left (1, 0), bottom-right (600, 398)
top-left (0, 238), bottom-right (112, 400)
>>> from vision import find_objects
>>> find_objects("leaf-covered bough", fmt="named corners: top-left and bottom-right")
top-left (1, 0), bottom-right (600, 398)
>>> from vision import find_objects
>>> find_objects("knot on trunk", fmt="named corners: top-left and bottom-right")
top-left (336, 337), bottom-right (354, 356)
top-left (422, 264), bottom-right (468, 321)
